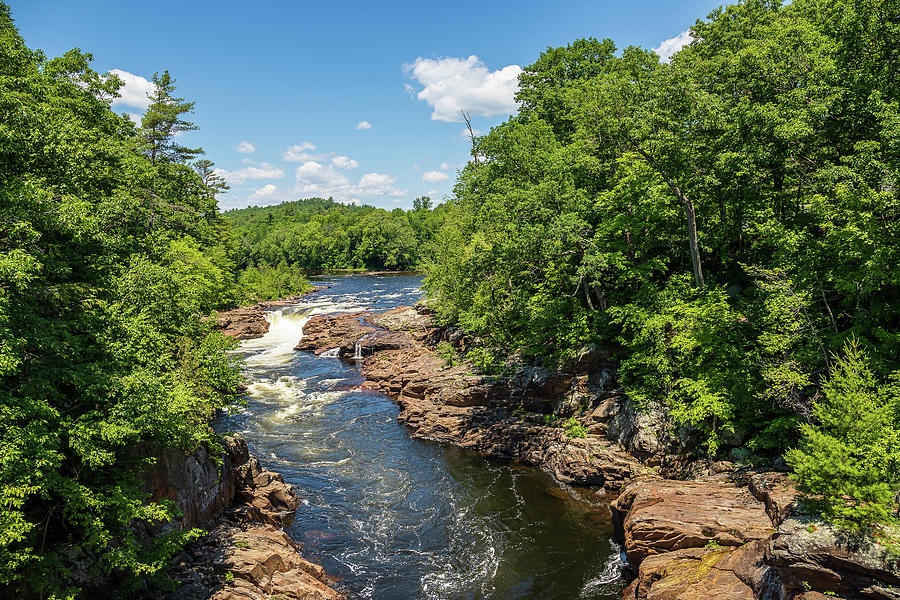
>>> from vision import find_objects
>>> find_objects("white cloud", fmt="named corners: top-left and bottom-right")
top-left (359, 172), bottom-right (398, 193)
top-left (331, 155), bottom-right (359, 169)
top-left (293, 168), bottom-right (406, 202)
top-left (294, 161), bottom-right (378, 203)
top-left (247, 184), bottom-right (279, 202)
top-left (440, 162), bottom-right (451, 170)
top-left (125, 113), bottom-right (142, 125)
top-left (459, 126), bottom-right (483, 139)
top-left (109, 69), bottom-right (154, 110)
top-left (234, 140), bottom-right (256, 153)
top-left (405, 55), bottom-right (522, 122)
top-left (218, 144), bottom-right (407, 207)
top-left (295, 161), bottom-right (350, 186)
top-left (356, 120), bottom-right (372, 130)
top-left (215, 162), bottom-right (285, 185)
top-left (283, 142), bottom-right (317, 161)
top-left (653, 30), bottom-right (694, 63)
top-left (421, 170), bottom-right (449, 183)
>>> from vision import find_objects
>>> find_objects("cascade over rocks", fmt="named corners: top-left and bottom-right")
top-left (213, 291), bottom-right (324, 340)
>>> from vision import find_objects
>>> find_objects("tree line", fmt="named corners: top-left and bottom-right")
top-left (224, 195), bottom-right (448, 271)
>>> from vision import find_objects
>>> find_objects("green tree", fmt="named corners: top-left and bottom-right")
top-left (0, 7), bottom-right (252, 595)
top-left (140, 70), bottom-right (202, 166)
top-left (194, 158), bottom-right (229, 202)
top-left (786, 340), bottom-right (900, 530)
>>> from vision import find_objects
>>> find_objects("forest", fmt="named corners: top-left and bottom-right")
top-left (224, 196), bottom-right (447, 271)
top-left (2, 0), bottom-right (899, 596)
top-left (424, 0), bottom-right (900, 531)
top-left (0, 4), bottom-right (311, 596)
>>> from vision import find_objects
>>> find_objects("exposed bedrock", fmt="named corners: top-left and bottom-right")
top-left (611, 477), bottom-right (776, 568)
top-left (766, 516), bottom-right (900, 600)
top-left (296, 304), bottom-right (900, 600)
top-left (613, 474), bottom-right (900, 600)
top-left (297, 305), bottom-right (650, 490)
top-left (141, 435), bottom-right (344, 600)
top-left (213, 306), bottom-right (271, 340)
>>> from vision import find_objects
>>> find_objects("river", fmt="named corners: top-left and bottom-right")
top-left (218, 273), bottom-right (627, 600)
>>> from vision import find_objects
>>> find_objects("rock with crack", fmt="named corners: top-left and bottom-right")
top-left (622, 539), bottom-right (771, 600)
top-left (612, 477), bottom-right (776, 569)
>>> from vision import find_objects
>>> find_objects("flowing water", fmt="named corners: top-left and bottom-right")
top-left (218, 274), bottom-right (627, 600)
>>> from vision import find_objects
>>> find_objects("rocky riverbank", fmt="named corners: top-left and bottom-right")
top-left (295, 303), bottom-right (900, 599)
top-left (144, 435), bottom-right (344, 600)
top-left (611, 473), bottom-right (900, 599)
top-left (297, 305), bottom-right (652, 490)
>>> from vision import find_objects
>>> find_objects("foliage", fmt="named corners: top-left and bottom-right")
top-left (435, 342), bottom-right (457, 368)
top-left (234, 262), bottom-right (313, 304)
top-left (423, 0), bottom-right (900, 506)
top-left (140, 70), bottom-right (202, 165)
top-left (561, 416), bottom-right (588, 439)
top-left (0, 5), bottom-right (249, 596)
top-left (465, 346), bottom-right (506, 375)
top-left (786, 340), bottom-right (900, 530)
top-left (609, 278), bottom-right (754, 455)
top-left (225, 196), bottom-right (448, 271)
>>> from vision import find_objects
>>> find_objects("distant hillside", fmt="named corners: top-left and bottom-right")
top-left (223, 196), bottom-right (448, 270)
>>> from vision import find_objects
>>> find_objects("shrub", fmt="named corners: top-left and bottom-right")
top-left (786, 339), bottom-right (900, 530)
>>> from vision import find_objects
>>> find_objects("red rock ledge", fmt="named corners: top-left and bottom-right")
top-left (296, 305), bottom-right (900, 600)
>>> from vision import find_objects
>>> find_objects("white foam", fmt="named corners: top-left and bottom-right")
top-left (245, 375), bottom-right (306, 403)
top-left (241, 308), bottom-right (310, 366)
top-left (579, 541), bottom-right (626, 597)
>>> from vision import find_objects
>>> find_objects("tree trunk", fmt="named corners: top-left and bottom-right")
top-left (637, 149), bottom-right (705, 288)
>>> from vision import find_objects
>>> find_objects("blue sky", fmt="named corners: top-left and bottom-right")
top-left (10, 0), bottom-right (724, 211)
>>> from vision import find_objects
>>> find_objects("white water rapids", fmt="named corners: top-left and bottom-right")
top-left (220, 274), bottom-right (627, 599)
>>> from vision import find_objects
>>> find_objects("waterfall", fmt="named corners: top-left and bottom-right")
top-left (241, 307), bottom-right (312, 367)
top-left (353, 340), bottom-right (363, 359)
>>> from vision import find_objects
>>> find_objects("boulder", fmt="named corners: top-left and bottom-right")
top-left (142, 435), bottom-right (342, 600)
top-left (766, 516), bottom-right (900, 599)
top-left (606, 398), bottom-right (671, 464)
top-left (612, 477), bottom-right (775, 568)
top-left (214, 307), bottom-right (270, 340)
top-left (141, 439), bottom-right (237, 533)
top-left (624, 540), bottom-right (770, 600)
top-left (207, 526), bottom-right (341, 600)
top-left (295, 312), bottom-right (374, 356)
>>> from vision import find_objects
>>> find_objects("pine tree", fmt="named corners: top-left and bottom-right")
top-left (786, 340), bottom-right (900, 530)
top-left (140, 70), bottom-right (202, 165)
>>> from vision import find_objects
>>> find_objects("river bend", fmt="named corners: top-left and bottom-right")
top-left (218, 274), bottom-right (626, 600)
